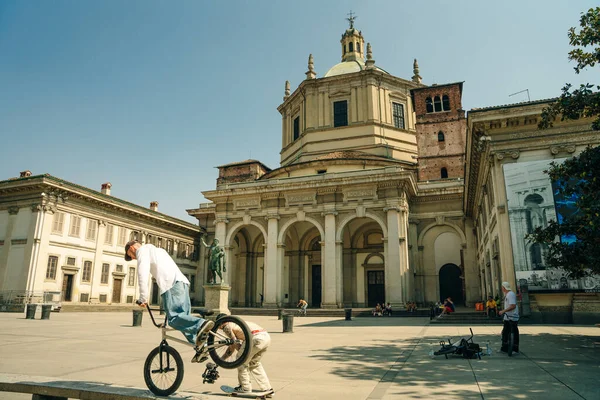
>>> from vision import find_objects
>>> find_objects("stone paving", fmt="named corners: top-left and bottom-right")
top-left (0, 311), bottom-right (598, 399)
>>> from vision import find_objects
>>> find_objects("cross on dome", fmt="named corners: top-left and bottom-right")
top-left (346, 10), bottom-right (356, 29)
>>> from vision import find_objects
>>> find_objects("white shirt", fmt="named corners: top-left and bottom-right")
top-left (503, 290), bottom-right (519, 321)
top-left (136, 244), bottom-right (189, 303)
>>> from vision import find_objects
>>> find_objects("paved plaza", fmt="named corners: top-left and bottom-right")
top-left (0, 311), bottom-right (598, 400)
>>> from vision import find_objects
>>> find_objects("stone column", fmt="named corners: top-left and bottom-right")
top-left (408, 219), bottom-right (420, 302)
top-left (264, 215), bottom-right (279, 307)
top-left (277, 243), bottom-right (286, 306)
top-left (89, 220), bottom-right (107, 303)
top-left (335, 240), bottom-right (343, 307)
top-left (384, 205), bottom-right (403, 307)
top-left (26, 202), bottom-right (55, 294)
top-left (0, 206), bottom-right (20, 291)
top-left (398, 205), bottom-right (410, 303)
top-left (322, 210), bottom-right (338, 308)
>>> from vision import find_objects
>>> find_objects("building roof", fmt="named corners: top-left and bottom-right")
top-left (411, 81), bottom-right (464, 92)
top-left (0, 174), bottom-right (200, 231)
top-left (469, 97), bottom-right (557, 113)
top-left (216, 159), bottom-right (272, 171)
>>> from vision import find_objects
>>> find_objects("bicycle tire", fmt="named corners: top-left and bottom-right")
top-left (143, 344), bottom-right (184, 396)
top-left (208, 315), bottom-right (252, 369)
top-left (434, 346), bottom-right (457, 356)
top-left (508, 331), bottom-right (514, 357)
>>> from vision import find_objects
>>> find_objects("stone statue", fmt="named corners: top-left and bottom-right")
top-left (201, 235), bottom-right (226, 284)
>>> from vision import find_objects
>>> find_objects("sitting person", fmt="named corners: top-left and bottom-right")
top-left (408, 302), bottom-right (417, 312)
top-left (437, 297), bottom-right (455, 318)
top-left (383, 302), bottom-right (393, 316)
top-left (372, 303), bottom-right (383, 317)
top-left (486, 296), bottom-right (498, 318)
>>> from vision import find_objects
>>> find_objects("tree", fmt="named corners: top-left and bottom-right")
top-left (539, 7), bottom-right (600, 131)
top-left (530, 7), bottom-right (600, 277)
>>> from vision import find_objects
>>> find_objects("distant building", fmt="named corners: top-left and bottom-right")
top-left (0, 173), bottom-right (203, 309)
top-left (188, 20), bottom-right (599, 322)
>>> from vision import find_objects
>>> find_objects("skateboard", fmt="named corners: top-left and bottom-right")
top-left (220, 385), bottom-right (270, 399)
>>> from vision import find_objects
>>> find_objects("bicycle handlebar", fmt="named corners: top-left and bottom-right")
top-left (136, 300), bottom-right (165, 328)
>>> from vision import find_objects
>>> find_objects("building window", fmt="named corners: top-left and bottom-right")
top-left (441, 167), bottom-right (448, 179)
top-left (426, 97), bottom-right (433, 113)
top-left (349, 42), bottom-right (354, 52)
top-left (82, 261), bottom-right (92, 282)
top-left (190, 274), bottom-right (196, 292)
top-left (117, 227), bottom-right (127, 246)
top-left (128, 267), bottom-right (135, 286)
top-left (166, 239), bottom-right (173, 255)
top-left (66, 257), bottom-right (76, 266)
top-left (356, 42), bottom-right (360, 53)
top-left (130, 231), bottom-right (139, 241)
top-left (293, 116), bottom-right (300, 141)
top-left (86, 219), bottom-right (97, 241)
top-left (157, 237), bottom-right (163, 249)
top-left (434, 96), bottom-right (442, 112)
top-left (52, 212), bottom-right (65, 234)
top-left (146, 234), bottom-right (153, 245)
top-left (46, 256), bottom-right (58, 280)
top-left (80, 293), bottom-right (89, 302)
top-left (343, 44), bottom-right (346, 54)
top-left (438, 131), bottom-right (445, 142)
top-left (105, 224), bottom-right (114, 245)
top-left (333, 100), bottom-right (348, 127)
top-left (316, 169), bottom-right (327, 174)
top-left (99, 294), bottom-right (107, 303)
top-left (101, 264), bottom-right (110, 284)
top-left (69, 215), bottom-right (81, 237)
top-left (126, 295), bottom-right (134, 304)
top-left (392, 102), bottom-right (405, 129)
top-left (116, 264), bottom-right (123, 273)
top-left (442, 95), bottom-right (450, 111)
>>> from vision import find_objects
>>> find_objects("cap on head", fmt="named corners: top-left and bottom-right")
top-left (124, 240), bottom-right (140, 261)
top-left (502, 282), bottom-right (512, 291)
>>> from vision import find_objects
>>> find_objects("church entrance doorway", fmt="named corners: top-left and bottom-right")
top-left (311, 265), bottom-right (322, 307)
top-left (61, 274), bottom-right (73, 302)
top-left (367, 270), bottom-right (385, 307)
top-left (439, 263), bottom-right (463, 303)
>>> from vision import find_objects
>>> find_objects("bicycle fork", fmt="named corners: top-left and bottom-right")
top-left (154, 340), bottom-right (176, 374)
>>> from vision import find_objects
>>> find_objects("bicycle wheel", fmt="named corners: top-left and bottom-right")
top-left (508, 331), bottom-right (515, 357)
top-left (143, 344), bottom-right (184, 396)
top-left (207, 315), bottom-right (252, 369)
top-left (434, 345), bottom-right (457, 356)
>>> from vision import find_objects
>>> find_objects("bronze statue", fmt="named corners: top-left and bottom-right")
top-left (201, 235), bottom-right (226, 284)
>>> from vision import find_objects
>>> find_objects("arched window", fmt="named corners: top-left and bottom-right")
top-left (356, 42), bottom-right (360, 53)
top-left (343, 44), bottom-right (346, 54)
top-left (442, 95), bottom-right (450, 111)
top-left (349, 42), bottom-right (354, 52)
top-left (426, 97), bottom-right (433, 113)
top-left (438, 131), bottom-right (445, 142)
top-left (434, 96), bottom-right (442, 112)
top-left (441, 168), bottom-right (448, 179)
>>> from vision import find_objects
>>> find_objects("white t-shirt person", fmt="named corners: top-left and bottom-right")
top-left (503, 289), bottom-right (519, 321)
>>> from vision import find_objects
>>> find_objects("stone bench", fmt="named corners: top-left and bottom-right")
top-left (0, 373), bottom-right (216, 399)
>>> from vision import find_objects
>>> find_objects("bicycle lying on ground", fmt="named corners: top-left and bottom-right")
top-left (139, 303), bottom-right (252, 396)
top-left (430, 328), bottom-right (488, 360)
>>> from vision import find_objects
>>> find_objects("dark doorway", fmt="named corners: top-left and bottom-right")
top-left (311, 265), bottom-right (322, 307)
top-left (112, 279), bottom-right (122, 303)
top-left (439, 263), bottom-right (463, 303)
top-left (367, 270), bottom-right (385, 307)
top-left (151, 280), bottom-right (159, 305)
top-left (61, 274), bottom-right (73, 302)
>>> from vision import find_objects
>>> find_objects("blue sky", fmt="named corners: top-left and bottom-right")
top-left (1, 1), bottom-right (597, 223)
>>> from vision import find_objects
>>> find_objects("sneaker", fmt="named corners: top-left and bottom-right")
top-left (234, 386), bottom-right (251, 394)
top-left (264, 388), bottom-right (275, 398)
top-left (195, 320), bottom-right (215, 346)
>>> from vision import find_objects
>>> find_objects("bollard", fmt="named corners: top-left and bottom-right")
top-left (132, 309), bottom-right (143, 327)
top-left (282, 313), bottom-right (294, 333)
top-left (26, 304), bottom-right (37, 319)
top-left (278, 308), bottom-right (284, 320)
top-left (344, 308), bottom-right (352, 321)
top-left (41, 304), bottom-right (52, 320)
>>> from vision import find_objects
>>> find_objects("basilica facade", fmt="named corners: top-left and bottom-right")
top-left (189, 22), bottom-right (599, 315)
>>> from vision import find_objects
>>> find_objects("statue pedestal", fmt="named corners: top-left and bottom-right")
top-left (203, 284), bottom-right (231, 315)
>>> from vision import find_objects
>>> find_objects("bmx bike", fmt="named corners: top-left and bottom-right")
top-left (139, 303), bottom-right (252, 396)
top-left (431, 328), bottom-right (483, 360)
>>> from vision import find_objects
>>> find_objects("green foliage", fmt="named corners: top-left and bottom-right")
top-left (528, 146), bottom-right (600, 277)
top-left (539, 7), bottom-right (600, 131)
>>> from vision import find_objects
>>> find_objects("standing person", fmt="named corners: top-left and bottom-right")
top-left (217, 313), bottom-right (274, 396)
top-left (126, 240), bottom-right (214, 361)
top-left (499, 282), bottom-right (520, 354)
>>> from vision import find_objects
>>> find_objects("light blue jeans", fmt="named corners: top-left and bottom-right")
top-left (161, 281), bottom-right (204, 344)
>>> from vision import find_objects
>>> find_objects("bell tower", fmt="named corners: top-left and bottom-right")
top-left (340, 11), bottom-right (364, 62)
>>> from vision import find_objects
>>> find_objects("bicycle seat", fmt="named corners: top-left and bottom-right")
top-left (192, 307), bottom-right (214, 317)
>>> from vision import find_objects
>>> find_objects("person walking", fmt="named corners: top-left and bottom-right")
top-left (125, 240), bottom-right (214, 361)
top-left (217, 313), bottom-right (274, 396)
top-left (499, 282), bottom-right (520, 354)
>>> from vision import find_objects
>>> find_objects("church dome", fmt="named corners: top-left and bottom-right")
top-left (324, 59), bottom-right (389, 78)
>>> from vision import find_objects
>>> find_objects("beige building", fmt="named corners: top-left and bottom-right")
top-left (189, 21), bottom-right (600, 321)
top-left (0, 172), bottom-right (204, 309)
